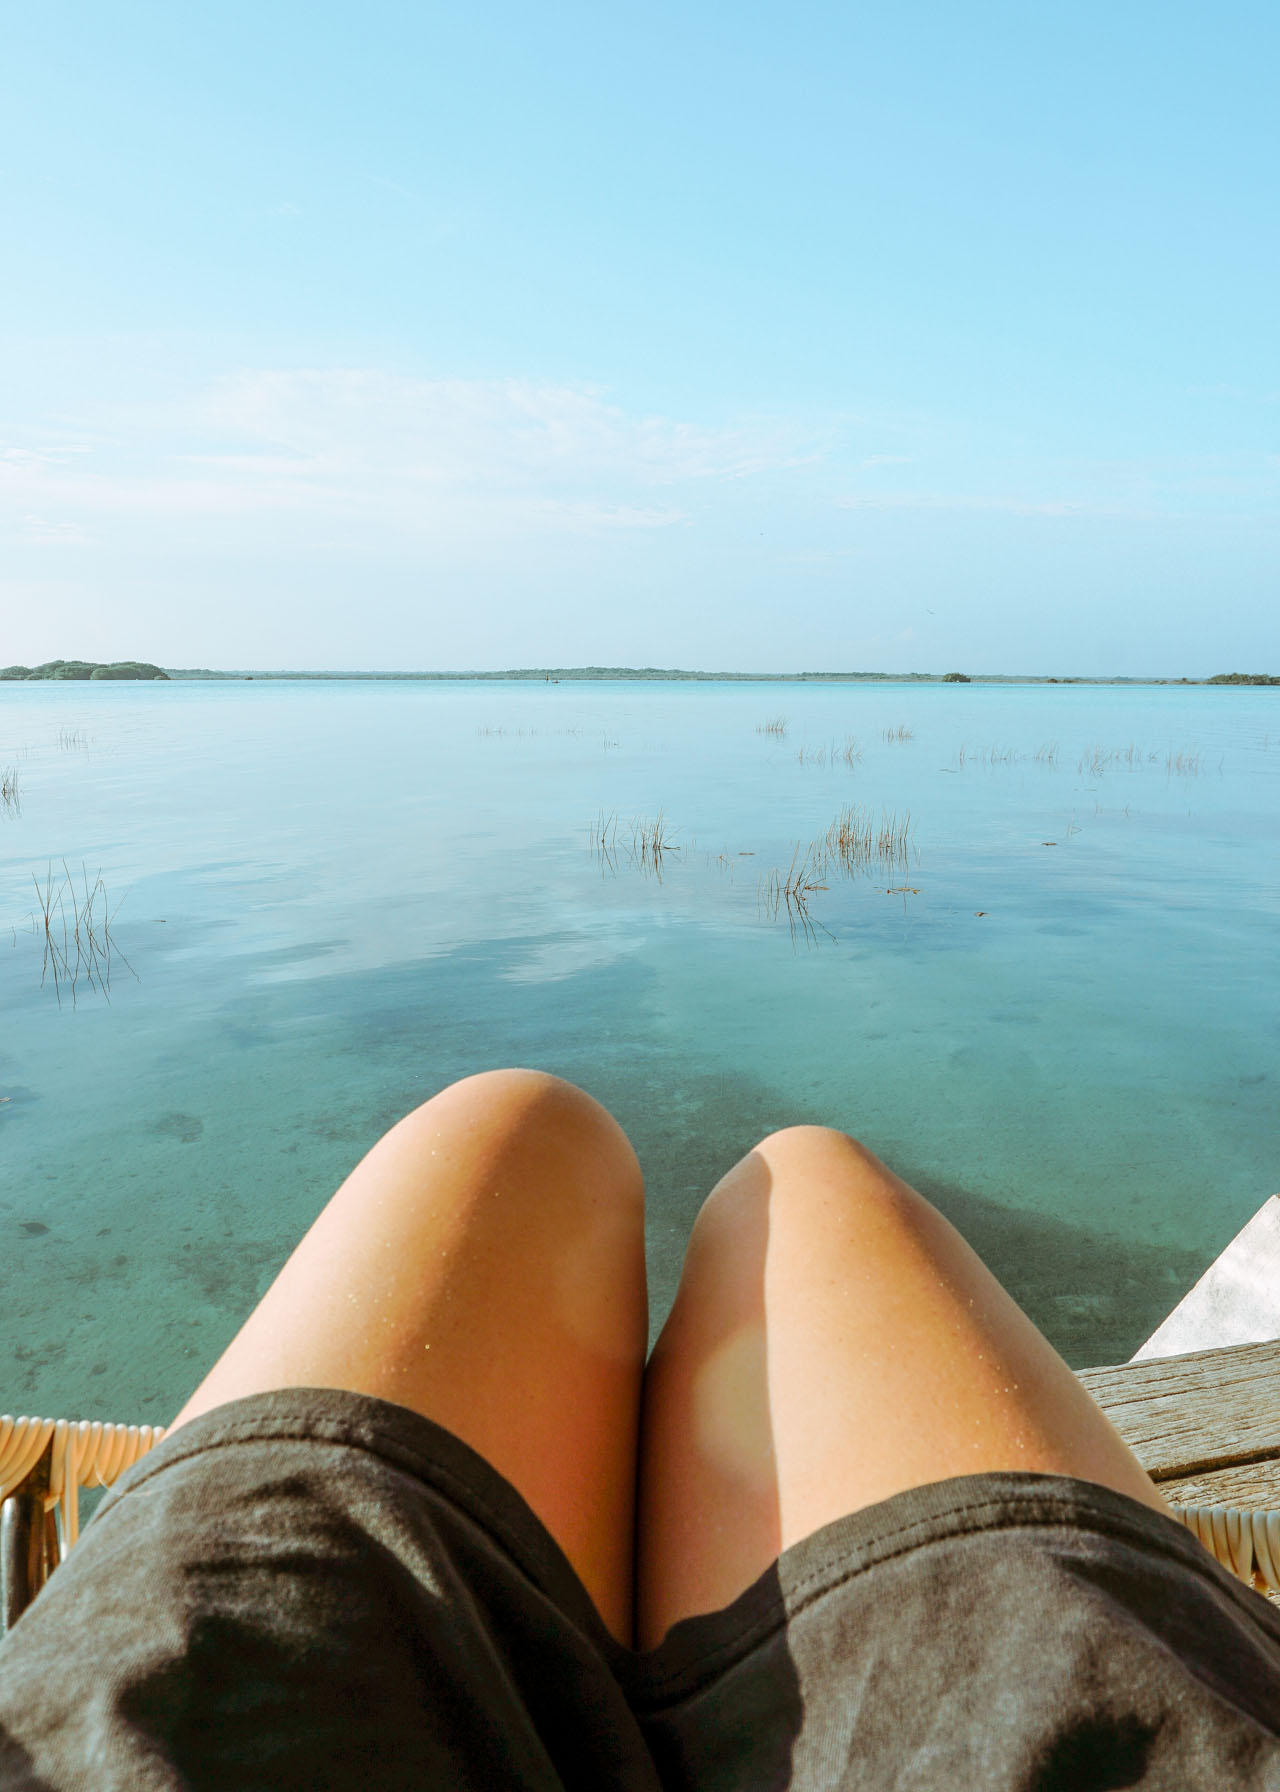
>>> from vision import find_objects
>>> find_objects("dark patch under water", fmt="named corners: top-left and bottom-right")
top-left (7, 932), bottom-right (1210, 1429)
top-left (151, 1112), bottom-right (205, 1144)
top-left (307, 938), bottom-right (1202, 1367)
top-left (598, 1057), bottom-right (1200, 1367)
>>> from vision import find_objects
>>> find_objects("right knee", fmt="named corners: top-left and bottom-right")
top-left (698, 1124), bottom-right (923, 1238)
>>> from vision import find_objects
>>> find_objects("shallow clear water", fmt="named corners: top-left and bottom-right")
top-left (2, 677), bottom-right (1278, 1419)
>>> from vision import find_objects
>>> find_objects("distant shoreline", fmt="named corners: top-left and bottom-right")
top-left (4, 660), bottom-right (1277, 687)
top-left (141, 667), bottom-right (1280, 686)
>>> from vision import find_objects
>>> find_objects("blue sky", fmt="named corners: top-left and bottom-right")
top-left (3, 0), bottom-right (1277, 674)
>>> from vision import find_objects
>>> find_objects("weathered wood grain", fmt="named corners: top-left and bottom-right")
top-left (1160, 1459), bottom-right (1280, 1508)
top-left (1077, 1338), bottom-right (1280, 1480)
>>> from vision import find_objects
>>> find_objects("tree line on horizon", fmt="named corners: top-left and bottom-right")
top-left (1, 660), bottom-right (1275, 685)
top-left (0, 660), bottom-right (169, 681)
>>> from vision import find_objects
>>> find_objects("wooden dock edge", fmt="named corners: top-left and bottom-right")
top-left (1079, 1337), bottom-right (1280, 1508)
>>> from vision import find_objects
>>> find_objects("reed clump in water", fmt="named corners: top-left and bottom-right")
top-left (589, 811), bottom-right (680, 879)
top-left (0, 768), bottom-right (19, 817)
top-left (1165, 746), bottom-right (1203, 777)
top-left (1078, 743), bottom-right (1156, 777)
top-left (758, 805), bottom-right (914, 942)
top-left (821, 804), bottom-right (912, 874)
top-left (58, 729), bottom-right (89, 751)
top-left (758, 844), bottom-right (829, 944)
top-left (796, 735), bottom-right (862, 767)
top-left (882, 724), bottom-right (914, 743)
top-left (23, 862), bottom-right (134, 1007)
top-left (478, 725), bottom-right (585, 738)
top-left (950, 743), bottom-right (1026, 769)
top-left (757, 716), bottom-right (788, 738)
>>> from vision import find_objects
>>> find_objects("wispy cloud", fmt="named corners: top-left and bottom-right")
top-left (0, 371), bottom-right (827, 549)
top-left (13, 513), bottom-right (89, 544)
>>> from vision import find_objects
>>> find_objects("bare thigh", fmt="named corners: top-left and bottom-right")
top-left (637, 1125), bottom-right (1168, 1649)
top-left (169, 1069), bottom-right (648, 1642)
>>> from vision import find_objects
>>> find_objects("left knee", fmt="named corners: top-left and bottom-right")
top-left (413, 1069), bottom-right (642, 1200)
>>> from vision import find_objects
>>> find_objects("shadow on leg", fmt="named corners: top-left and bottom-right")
top-left (170, 1068), bottom-right (648, 1641)
top-left (637, 1125), bottom-right (1167, 1649)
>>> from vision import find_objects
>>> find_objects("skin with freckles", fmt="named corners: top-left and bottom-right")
top-left (171, 1078), bottom-right (1168, 1652)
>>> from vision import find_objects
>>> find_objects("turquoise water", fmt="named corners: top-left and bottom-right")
top-left (2, 678), bottom-right (1278, 1420)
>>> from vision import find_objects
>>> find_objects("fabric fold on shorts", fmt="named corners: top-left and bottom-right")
top-left (2, 1386), bottom-right (1279, 1791)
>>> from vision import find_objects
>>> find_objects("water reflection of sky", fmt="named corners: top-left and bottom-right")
top-left (1, 678), bottom-right (1278, 1418)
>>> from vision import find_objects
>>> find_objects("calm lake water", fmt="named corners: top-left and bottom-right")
top-left (2, 677), bottom-right (1278, 1420)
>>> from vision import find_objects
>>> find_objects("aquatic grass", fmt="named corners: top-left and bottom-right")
top-left (22, 862), bottom-right (134, 1007)
top-left (589, 810), bottom-right (620, 873)
top-left (758, 844), bottom-right (830, 945)
top-left (1078, 743), bottom-right (1159, 777)
top-left (0, 767), bottom-right (19, 817)
top-left (589, 810), bottom-right (680, 879)
top-left (882, 724), bottom-right (914, 743)
top-left (796, 735), bottom-right (862, 767)
top-left (476, 725), bottom-right (584, 737)
top-left (758, 804), bottom-right (914, 944)
top-left (1165, 746), bottom-right (1203, 777)
top-left (821, 803), bottom-right (912, 874)
top-left (949, 743), bottom-right (1024, 769)
top-left (58, 729), bottom-right (89, 751)
top-left (1074, 742), bottom-right (1207, 779)
top-left (756, 716), bottom-right (789, 738)
top-left (947, 742), bottom-right (1057, 771)
top-left (630, 812), bottom-right (679, 876)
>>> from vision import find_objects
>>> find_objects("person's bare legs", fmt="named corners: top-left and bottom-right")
top-left (169, 1069), bottom-right (647, 1642)
top-left (637, 1125), bottom-right (1168, 1649)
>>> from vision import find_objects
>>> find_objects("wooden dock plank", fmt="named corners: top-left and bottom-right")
top-left (1158, 1459), bottom-right (1280, 1509)
top-left (1078, 1339), bottom-right (1280, 1480)
top-left (1079, 1341), bottom-right (1280, 1604)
